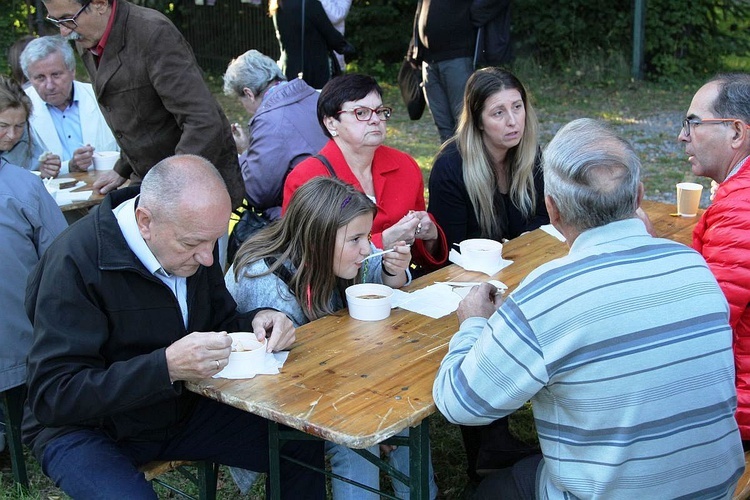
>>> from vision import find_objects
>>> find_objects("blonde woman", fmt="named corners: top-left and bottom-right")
top-left (427, 67), bottom-right (545, 486)
top-left (427, 67), bottom-right (549, 249)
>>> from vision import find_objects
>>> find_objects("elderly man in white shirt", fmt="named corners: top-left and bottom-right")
top-left (21, 35), bottom-right (118, 178)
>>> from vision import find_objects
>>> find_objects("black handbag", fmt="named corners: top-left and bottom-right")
top-left (226, 203), bottom-right (272, 265)
top-left (398, 58), bottom-right (425, 121)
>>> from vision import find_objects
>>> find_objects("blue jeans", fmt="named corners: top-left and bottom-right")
top-left (41, 397), bottom-right (324, 499)
top-left (422, 57), bottom-right (474, 143)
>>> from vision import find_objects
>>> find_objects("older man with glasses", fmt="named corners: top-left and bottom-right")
top-left (679, 73), bottom-right (750, 450)
top-left (41, 0), bottom-right (245, 210)
top-left (20, 35), bottom-right (118, 178)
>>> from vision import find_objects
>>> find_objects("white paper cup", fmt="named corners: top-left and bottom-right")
top-left (92, 151), bottom-right (120, 171)
top-left (345, 283), bottom-right (393, 321)
top-left (676, 182), bottom-right (703, 217)
top-left (218, 333), bottom-right (267, 378)
top-left (459, 239), bottom-right (503, 272)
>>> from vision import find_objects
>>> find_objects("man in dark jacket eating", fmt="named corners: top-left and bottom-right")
top-left (23, 154), bottom-right (324, 498)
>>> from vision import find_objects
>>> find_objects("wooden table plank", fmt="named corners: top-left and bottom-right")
top-left (187, 200), bottom-right (701, 449)
top-left (56, 170), bottom-right (109, 212)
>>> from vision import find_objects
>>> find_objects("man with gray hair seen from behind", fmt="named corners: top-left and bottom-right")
top-left (679, 74), bottom-right (750, 448)
top-left (23, 154), bottom-right (324, 498)
top-left (21, 36), bottom-right (118, 178)
top-left (224, 49), bottom-right (327, 221)
top-left (433, 118), bottom-right (744, 499)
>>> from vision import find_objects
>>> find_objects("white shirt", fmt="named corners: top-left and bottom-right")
top-left (114, 196), bottom-right (188, 327)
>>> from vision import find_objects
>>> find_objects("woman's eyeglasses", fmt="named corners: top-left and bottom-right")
top-left (336, 106), bottom-right (393, 122)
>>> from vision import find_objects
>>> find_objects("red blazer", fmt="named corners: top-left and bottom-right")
top-left (284, 140), bottom-right (448, 269)
top-left (693, 156), bottom-right (750, 439)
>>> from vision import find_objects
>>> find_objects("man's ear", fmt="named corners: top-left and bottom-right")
top-left (545, 194), bottom-right (560, 226)
top-left (637, 181), bottom-right (645, 207)
top-left (135, 206), bottom-right (153, 241)
top-left (731, 119), bottom-right (750, 148)
top-left (90, 0), bottom-right (111, 14)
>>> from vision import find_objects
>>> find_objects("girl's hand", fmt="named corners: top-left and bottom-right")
top-left (381, 241), bottom-right (411, 288)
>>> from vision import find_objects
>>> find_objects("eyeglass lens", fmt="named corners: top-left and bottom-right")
top-left (353, 107), bottom-right (392, 121)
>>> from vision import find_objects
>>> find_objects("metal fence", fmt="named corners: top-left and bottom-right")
top-left (175, 0), bottom-right (280, 75)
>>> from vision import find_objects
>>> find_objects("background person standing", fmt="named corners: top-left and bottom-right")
top-left (42, 0), bottom-right (245, 208)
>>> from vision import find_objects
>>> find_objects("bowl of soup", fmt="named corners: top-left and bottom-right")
top-left (217, 332), bottom-right (267, 378)
top-left (93, 150), bottom-right (120, 171)
top-left (458, 238), bottom-right (503, 272)
top-left (345, 283), bottom-right (394, 321)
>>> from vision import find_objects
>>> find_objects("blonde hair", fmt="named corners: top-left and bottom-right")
top-left (446, 67), bottom-right (539, 239)
top-left (232, 177), bottom-right (376, 321)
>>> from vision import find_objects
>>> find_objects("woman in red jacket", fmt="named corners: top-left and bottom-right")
top-left (283, 73), bottom-right (448, 271)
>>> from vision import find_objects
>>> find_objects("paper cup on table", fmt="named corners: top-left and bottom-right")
top-left (458, 239), bottom-right (503, 272)
top-left (345, 283), bottom-right (393, 321)
top-left (92, 151), bottom-right (119, 171)
top-left (676, 182), bottom-right (703, 217)
top-left (218, 333), bottom-right (267, 378)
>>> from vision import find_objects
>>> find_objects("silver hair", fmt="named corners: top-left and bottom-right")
top-left (223, 49), bottom-right (286, 97)
top-left (20, 36), bottom-right (76, 79)
top-left (140, 155), bottom-right (226, 219)
top-left (708, 73), bottom-right (750, 123)
top-left (543, 118), bottom-right (641, 232)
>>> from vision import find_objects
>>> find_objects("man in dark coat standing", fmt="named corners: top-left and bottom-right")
top-left (42, 0), bottom-right (245, 209)
top-left (414, 0), bottom-right (512, 143)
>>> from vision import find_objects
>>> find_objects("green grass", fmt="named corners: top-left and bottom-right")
top-left (1, 62), bottom-right (707, 499)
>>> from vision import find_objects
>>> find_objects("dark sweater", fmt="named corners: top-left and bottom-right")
top-left (427, 141), bottom-right (549, 249)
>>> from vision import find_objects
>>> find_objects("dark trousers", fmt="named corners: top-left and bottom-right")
top-left (461, 416), bottom-right (540, 483)
top-left (41, 397), bottom-right (324, 499)
top-left (474, 454), bottom-right (543, 500)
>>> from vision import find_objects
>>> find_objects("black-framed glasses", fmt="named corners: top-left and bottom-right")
top-left (45, 1), bottom-right (91, 30)
top-left (681, 117), bottom-right (738, 137)
top-left (336, 106), bottom-right (393, 122)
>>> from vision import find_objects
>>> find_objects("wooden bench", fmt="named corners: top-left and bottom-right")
top-left (733, 451), bottom-right (750, 500)
top-left (138, 460), bottom-right (218, 500)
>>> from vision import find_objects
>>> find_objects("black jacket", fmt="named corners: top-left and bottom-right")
top-left (274, 0), bottom-right (349, 89)
top-left (23, 187), bottom-right (253, 458)
top-left (414, 0), bottom-right (511, 66)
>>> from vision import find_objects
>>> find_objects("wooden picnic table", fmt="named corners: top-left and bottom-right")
top-left (56, 170), bottom-right (109, 213)
top-left (186, 199), bottom-right (701, 499)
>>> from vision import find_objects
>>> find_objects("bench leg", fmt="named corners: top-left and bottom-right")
top-left (197, 461), bottom-right (218, 500)
top-left (1, 385), bottom-right (29, 489)
top-left (409, 420), bottom-right (430, 500)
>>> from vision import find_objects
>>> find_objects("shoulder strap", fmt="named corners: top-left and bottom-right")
top-left (264, 256), bottom-right (295, 287)
top-left (314, 154), bottom-right (337, 178)
top-left (299, 0), bottom-right (305, 79)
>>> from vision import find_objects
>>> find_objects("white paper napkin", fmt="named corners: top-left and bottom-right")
top-left (56, 187), bottom-right (92, 206)
top-left (390, 280), bottom-right (508, 319)
top-left (448, 249), bottom-right (513, 276)
top-left (213, 350), bottom-right (289, 379)
top-left (540, 224), bottom-right (566, 242)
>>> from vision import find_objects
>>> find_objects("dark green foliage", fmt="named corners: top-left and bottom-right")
top-left (0, 0), bottom-right (36, 77)
top-left (513, 0), bottom-right (750, 81)
top-left (345, 0), bottom-right (413, 77)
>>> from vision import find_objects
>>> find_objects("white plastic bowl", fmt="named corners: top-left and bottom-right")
top-left (92, 151), bottom-right (120, 170)
top-left (217, 332), bottom-right (267, 378)
top-left (345, 283), bottom-right (393, 321)
top-left (459, 238), bottom-right (503, 272)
